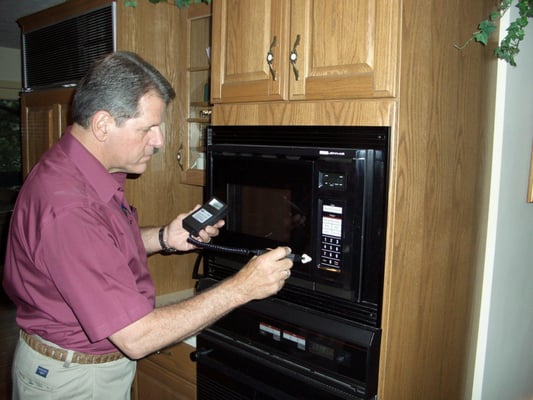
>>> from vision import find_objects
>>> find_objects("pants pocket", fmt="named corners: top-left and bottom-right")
top-left (13, 366), bottom-right (54, 400)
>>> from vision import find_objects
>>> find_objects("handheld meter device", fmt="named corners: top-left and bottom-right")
top-left (183, 197), bottom-right (228, 236)
top-left (184, 197), bottom-right (312, 264)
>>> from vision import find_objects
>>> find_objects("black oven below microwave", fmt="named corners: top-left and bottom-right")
top-left (202, 125), bottom-right (389, 327)
top-left (196, 279), bottom-right (381, 386)
top-left (194, 331), bottom-right (378, 400)
top-left (193, 297), bottom-right (381, 400)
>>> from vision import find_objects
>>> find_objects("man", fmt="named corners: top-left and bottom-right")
top-left (3, 51), bottom-right (293, 399)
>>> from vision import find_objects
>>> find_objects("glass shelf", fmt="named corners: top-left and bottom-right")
top-left (180, 10), bottom-right (211, 186)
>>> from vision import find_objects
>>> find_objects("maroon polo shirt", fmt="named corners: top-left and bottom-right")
top-left (3, 128), bottom-right (155, 354)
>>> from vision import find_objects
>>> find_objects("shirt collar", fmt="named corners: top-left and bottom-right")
top-left (58, 126), bottom-right (127, 204)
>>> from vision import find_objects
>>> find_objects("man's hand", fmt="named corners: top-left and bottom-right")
top-left (165, 205), bottom-right (225, 251)
top-left (230, 246), bottom-right (294, 302)
top-left (110, 245), bottom-right (293, 359)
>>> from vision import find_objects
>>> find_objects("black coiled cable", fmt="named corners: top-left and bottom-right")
top-left (186, 236), bottom-right (263, 257)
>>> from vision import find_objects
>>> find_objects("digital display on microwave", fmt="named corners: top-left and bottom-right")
top-left (227, 184), bottom-right (311, 252)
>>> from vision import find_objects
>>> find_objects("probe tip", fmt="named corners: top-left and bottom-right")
top-left (300, 253), bottom-right (312, 264)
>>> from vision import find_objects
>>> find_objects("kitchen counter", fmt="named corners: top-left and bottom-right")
top-left (156, 289), bottom-right (196, 347)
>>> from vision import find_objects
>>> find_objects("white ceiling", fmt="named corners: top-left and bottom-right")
top-left (0, 0), bottom-right (66, 49)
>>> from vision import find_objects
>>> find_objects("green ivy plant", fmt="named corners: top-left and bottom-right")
top-left (123, 0), bottom-right (210, 8)
top-left (456, 0), bottom-right (533, 66)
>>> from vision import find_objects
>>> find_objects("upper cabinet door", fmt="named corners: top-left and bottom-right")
top-left (211, 0), bottom-right (290, 102)
top-left (290, 0), bottom-right (400, 100)
top-left (211, 0), bottom-right (400, 103)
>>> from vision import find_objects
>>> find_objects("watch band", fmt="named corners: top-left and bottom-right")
top-left (158, 226), bottom-right (177, 254)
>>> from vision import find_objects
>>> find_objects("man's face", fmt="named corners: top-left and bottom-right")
top-left (105, 91), bottom-right (167, 175)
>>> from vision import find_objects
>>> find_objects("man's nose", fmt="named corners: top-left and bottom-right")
top-left (151, 126), bottom-right (165, 149)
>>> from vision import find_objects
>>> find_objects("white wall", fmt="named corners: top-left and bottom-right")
top-left (0, 47), bottom-right (21, 82)
top-left (0, 46), bottom-right (21, 99)
top-left (472, 9), bottom-right (533, 400)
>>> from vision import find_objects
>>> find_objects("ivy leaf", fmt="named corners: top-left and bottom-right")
top-left (449, 0), bottom-right (533, 65)
top-left (474, 20), bottom-right (497, 45)
top-left (479, 19), bottom-right (498, 34)
top-left (495, 47), bottom-right (518, 66)
top-left (489, 11), bottom-right (502, 20)
top-left (473, 31), bottom-right (490, 45)
top-left (174, 0), bottom-right (192, 7)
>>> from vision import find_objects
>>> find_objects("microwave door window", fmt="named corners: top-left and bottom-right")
top-left (228, 184), bottom-right (311, 255)
top-left (213, 156), bottom-right (313, 259)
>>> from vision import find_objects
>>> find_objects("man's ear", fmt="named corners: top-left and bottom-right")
top-left (91, 111), bottom-right (114, 142)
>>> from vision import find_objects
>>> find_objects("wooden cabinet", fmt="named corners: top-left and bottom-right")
top-left (132, 342), bottom-right (196, 400)
top-left (210, 0), bottom-right (400, 103)
top-left (20, 88), bottom-right (74, 178)
top-left (18, 0), bottom-right (112, 176)
top-left (210, 1), bottom-right (495, 399)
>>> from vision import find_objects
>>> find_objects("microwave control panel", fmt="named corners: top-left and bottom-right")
top-left (318, 202), bottom-right (343, 272)
top-left (317, 168), bottom-right (350, 274)
top-left (319, 172), bottom-right (346, 191)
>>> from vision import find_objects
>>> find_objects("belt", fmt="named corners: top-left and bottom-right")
top-left (21, 331), bottom-right (124, 364)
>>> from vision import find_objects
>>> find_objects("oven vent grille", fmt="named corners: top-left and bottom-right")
top-left (208, 125), bottom-right (389, 149)
top-left (197, 373), bottom-right (248, 400)
top-left (281, 285), bottom-right (379, 326)
top-left (206, 256), bottom-right (380, 326)
top-left (21, 4), bottom-right (115, 91)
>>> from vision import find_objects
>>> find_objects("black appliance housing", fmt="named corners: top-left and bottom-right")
top-left (195, 125), bottom-right (390, 399)
top-left (21, 3), bottom-right (116, 91)
top-left (203, 125), bottom-right (389, 326)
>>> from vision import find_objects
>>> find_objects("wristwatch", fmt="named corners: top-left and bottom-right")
top-left (158, 226), bottom-right (177, 254)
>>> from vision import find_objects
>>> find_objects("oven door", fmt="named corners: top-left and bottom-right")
top-left (195, 278), bottom-right (381, 398)
top-left (205, 150), bottom-right (383, 326)
top-left (209, 153), bottom-right (315, 279)
top-left (194, 331), bottom-right (375, 400)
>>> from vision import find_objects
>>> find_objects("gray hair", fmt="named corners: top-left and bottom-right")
top-left (71, 51), bottom-right (176, 128)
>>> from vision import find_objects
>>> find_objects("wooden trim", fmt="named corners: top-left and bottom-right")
top-left (212, 99), bottom-right (397, 126)
top-left (17, 0), bottom-right (113, 32)
top-left (527, 144), bottom-right (533, 203)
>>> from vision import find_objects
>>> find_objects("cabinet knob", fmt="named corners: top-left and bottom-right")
top-left (176, 144), bottom-right (184, 171)
top-left (266, 36), bottom-right (278, 81)
top-left (200, 109), bottom-right (212, 119)
top-left (290, 34), bottom-right (301, 81)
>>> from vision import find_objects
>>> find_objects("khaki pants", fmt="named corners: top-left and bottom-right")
top-left (12, 334), bottom-right (136, 400)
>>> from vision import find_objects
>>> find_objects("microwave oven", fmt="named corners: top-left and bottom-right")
top-left (201, 125), bottom-right (389, 327)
